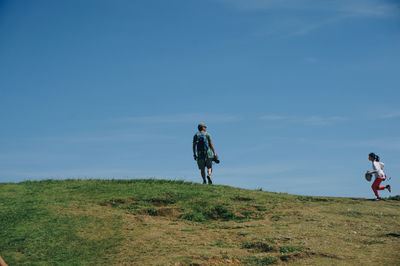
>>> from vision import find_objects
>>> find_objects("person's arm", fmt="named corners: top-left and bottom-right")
top-left (207, 133), bottom-right (217, 158)
top-left (193, 135), bottom-right (197, 160)
top-left (210, 142), bottom-right (217, 158)
top-left (193, 142), bottom-right (197, 160)
top-left (209, 140), bottom-right (217, 158)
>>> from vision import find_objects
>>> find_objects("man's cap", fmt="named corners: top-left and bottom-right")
top-left (198, 122), bottom-right (207, 128)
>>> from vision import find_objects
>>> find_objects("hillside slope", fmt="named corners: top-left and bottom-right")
top-left (1, 179), bottom-right (399, 265)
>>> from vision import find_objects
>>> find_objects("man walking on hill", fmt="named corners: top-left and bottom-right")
top-left (193, 123), bottom-right (218, 184)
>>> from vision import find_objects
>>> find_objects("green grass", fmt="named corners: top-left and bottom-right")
top-left (280, 245), bottom-right (304, 253)
top-left (1, 179), bottom-right (399, 265)
top-left (387, 195), bottom-right (400, 201)
top-left (242, 255), bottom-right (278, 265)
top-left (0, 179), bottom-right (274, 264)
top-left (0, 180), bottom-right (123, 265)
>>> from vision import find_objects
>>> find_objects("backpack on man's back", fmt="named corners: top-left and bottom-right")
top-left (195, 132), bottom-right (209, 155)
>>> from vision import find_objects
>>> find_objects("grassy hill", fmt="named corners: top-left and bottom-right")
top-left (1, 179), bottom-right (399, 265)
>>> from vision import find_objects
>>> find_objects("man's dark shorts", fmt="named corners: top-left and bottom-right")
top-left (197, 157), bottom-right (212, 169)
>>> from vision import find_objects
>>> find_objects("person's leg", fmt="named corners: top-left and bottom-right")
top-left (206, 159), bottom-right (213, 184)
top-left (201, 168), bottom-right (206, 184)
top-left (372, 178), bottom-right (384, 198)
top-left (376, 178), bottom-right (386, 191)
top-left (207, 168), bottom-right (212, 184)
top-left (197, 157), bottom-right (207, 184)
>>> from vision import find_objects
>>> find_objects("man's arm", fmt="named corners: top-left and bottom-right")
top-left (206, 134), bottom-right (217, 158)
top-left (193, 142), bottom-right (197, 160)
top-left (193, 134), bottom-right (197, 160)
top-left (209, 140), bottom-right (217, 158)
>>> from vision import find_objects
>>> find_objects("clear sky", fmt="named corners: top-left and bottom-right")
top-left (1, 0), bottom-right (399, 198)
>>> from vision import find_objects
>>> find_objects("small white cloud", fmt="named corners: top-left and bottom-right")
top-left (339, 1), bottom-right (399, 17)
top-left (351, 138), bottom-right (400, 151)
top-left (300, 115), bottom-right (346, 126)
top-left (259, 114), bottom-right (346, 126)
top-left (217, 0), bottom-right (399, 36)
top-left (32, 133), bottom-right (177, 143)
top-left (217, 0), bottom-right (303, 10)
top-left (116, 113), bottom-right (243, 124)
top-left (377, 112), bottom-right (400, 119)
top-left (259, 115), bottom-right (289, 121)
top-left (217, 0), bottom-right (398, 17)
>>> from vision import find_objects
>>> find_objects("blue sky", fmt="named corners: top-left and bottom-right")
top-left (1, 0), bottom-right (399, 198)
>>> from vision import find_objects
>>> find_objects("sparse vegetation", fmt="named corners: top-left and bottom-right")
top-left (270, 215), bottom-right (280, 221)
top-left (280, 245), bottom-right (304, 253)
top-left (242, 241), bottom-right (275, 252)
top-left (242, 255), bottom-right (277, 265)
top-left (340, 210), bottom-right (363, 218)
top-left (386, 195), bottom-right (400, 201)
top-left (238, 231), bottom-right (250, 237)
top-left (1, 179), bottom-right (399, 265)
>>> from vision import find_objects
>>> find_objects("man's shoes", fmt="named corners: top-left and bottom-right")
top-left (375, 197), bottom-right (381, 201)
top-left (386, 185), bottom-right (391, 193)
top-left (207, 176), bottom-right (212, 185)
top-left (202, 178), bottom-right (206, 184)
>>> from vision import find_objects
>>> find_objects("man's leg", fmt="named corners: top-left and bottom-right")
top-left (201, 168), bottom-right (206, 184)
top-left (207, 168), bottom-right (212, 184)
top-left (197, 157), bottom-right (207, 184)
